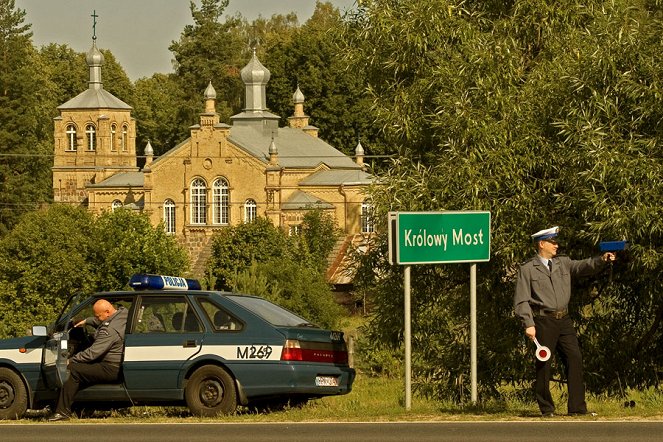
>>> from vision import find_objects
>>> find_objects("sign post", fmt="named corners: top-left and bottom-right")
top-left (388, 211), bottom-right (490, 407)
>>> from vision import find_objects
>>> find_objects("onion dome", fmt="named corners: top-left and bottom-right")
top-left (204, 81), bottom-right (217, 100)
top-left (293, 86), bottom-right (305, 104)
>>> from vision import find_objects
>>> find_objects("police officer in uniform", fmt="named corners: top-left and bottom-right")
top-left (49, 299), bottom-right (128, 421)
top-left (514, 226), bottom-right (616, 417)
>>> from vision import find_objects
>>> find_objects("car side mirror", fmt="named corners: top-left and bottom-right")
top-left (32, 325), bottom-right (48, 337)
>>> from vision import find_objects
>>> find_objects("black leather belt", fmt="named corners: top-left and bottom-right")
top-left (533, 308), bottom-right (568, 319)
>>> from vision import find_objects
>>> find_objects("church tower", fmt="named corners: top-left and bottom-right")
top-left (52, 30), bottom-right (137, 204)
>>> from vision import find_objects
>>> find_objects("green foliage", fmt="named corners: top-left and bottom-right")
top-left (0, 0), bottom-right (53, 235)
top-left (169, 0), bottom-right (245, 128)
top-left (208, 213), bottom-right (344, 328)
top-left (346, 0), bottom-right (663, 401)
top-left (263, 1), bottom-right (384, 157)
top-left (234, 258), bottom-right (344, 330)
top-left (298, 209), bottom-right (341, 272)
top-left (0, 205), bottom-right (189, 337)
top-left (133, 73), bottom-right (185, 156)
top-left (207, 217), bottom-right (291, 290)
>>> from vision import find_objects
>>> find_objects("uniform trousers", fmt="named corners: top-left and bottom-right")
top-left (55, 361), bottom-right (120, 415)
top-left (534, 315), bottom-right (587, 415)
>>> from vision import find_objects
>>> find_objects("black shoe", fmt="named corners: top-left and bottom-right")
top-left (48, 412), bottom-right (71, 422)
top-left (541, 412), bottom-right (555, 418)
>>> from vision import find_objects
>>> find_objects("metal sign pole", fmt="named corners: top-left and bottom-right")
top-left (404, 265), bottom-right (412, 410)
top-left (470, 263), bottom-right (477, 403)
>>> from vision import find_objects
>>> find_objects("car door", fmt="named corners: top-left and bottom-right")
top-left (42, 294), bottom-right (84, 389)
top-left (42, 295), bottom-right (134, 389)
top-left (122, 294), bottom-right (204, 399)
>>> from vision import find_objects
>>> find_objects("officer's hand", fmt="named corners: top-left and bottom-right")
top-left (603, 252), bottom-right (617, 262)
top-left (74, 319), bottom-right (86, 328)
top-left (525, 326), bottom-right (536, 340)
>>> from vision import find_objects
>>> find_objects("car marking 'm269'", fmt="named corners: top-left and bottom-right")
top-left (237, 345), bottom-right (273, 360)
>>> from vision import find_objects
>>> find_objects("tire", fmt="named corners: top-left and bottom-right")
top-left (0, 368), bottom-right (28, 420)
top-left (185, 365), bottom-right (237, 416)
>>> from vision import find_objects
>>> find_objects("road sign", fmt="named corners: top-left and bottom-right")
top-left (390, 211), bottom-right (490, 265)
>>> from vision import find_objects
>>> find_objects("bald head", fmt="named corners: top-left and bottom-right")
top-left (93, 299), bottom-right (116, 322)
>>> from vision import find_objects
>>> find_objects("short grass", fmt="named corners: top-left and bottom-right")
top-left (12, 374), bottom-right (663, 423)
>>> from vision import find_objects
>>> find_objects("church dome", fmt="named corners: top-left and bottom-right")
top-left (240, 51), bottom-right (270, 85)
top-left (204, 81), bottom-right (216, 100)
top-left (85, 42), bottom-right (105, 66)
top-left (293, 86), bottom-right (305, 104)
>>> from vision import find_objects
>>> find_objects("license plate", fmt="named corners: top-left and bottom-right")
top-left (315, 376), bottom-right (339, 387)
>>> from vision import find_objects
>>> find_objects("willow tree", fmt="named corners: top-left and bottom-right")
top-left (346, 0), bottom-right (663, 401)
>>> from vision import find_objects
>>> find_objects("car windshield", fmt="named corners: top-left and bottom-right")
top-left (227, 295), bottom-right (314, 327)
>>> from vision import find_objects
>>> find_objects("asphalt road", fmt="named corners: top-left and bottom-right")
top-left (2, 421), bottom-right (663, 442)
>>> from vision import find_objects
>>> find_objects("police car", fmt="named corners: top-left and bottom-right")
top-left (0, 275), bottom-right (355, 419)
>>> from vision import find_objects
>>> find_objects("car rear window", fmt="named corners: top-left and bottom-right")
top-left (227, 295), bottom-right (314, 327)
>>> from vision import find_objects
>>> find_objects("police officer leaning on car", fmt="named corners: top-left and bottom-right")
top-left (49, 299), bottom-right (128, 421)
top-left (514, 226), bottom-right (616, 418)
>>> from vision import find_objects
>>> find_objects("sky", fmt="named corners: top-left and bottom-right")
top-left (16, 0), bottom-right (357, 81)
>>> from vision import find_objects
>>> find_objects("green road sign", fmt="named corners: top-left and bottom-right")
top-left (390, 211), bottom-right (491, 264)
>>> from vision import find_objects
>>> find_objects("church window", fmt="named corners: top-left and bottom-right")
top-left (86, 124), bottom-right (96, 151)
top-left (244, 199), bottom-right (257, 223)
top-left (361, 201), bottom-right (375, 234)
top-left (121, 125), bottom-right (128, 151)
top-left (66, 124), bottom-right (77, 151)
top-left (111, 200), bottom-right (123, 211)
top-left (164, 199), bottom-right (176, 234)
top-left (191, 178), bottom-right (207, 225)
top-left (212, 178), bottom-right (230, 225)
top-left (110, 124), bottom-right (117, 151)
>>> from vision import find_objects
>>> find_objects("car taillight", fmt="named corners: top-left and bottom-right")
top-left (280, 339), bottom-right (348, 364)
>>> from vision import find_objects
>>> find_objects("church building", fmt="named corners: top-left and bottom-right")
top-left (52, 39), bottom-right (374, 277)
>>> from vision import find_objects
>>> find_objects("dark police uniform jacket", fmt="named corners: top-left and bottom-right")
top-left (514, 255), bottom-right (606, 328)
top-left (72, 306), bottom-right (128, 365)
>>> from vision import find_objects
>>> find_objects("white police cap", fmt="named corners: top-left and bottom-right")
top-left (531, 226), bottom-right (559, 242)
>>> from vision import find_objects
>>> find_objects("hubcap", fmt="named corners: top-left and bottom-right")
top-left (199, 379), bottom-right (223, 407)
top-left (0, 381), bottom-right (15, 409)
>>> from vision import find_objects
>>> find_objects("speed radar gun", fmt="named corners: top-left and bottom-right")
top-left (599, 240), bottom-right (629, 282)
top-left (533, 338), bottom-right (551, 362)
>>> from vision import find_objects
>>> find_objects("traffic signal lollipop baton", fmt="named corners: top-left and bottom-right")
top-left (599, 240), bottom-right (629, 282)
top-left (533, 337), bottom-right (551, 362)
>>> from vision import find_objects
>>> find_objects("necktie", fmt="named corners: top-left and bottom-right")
top-left (548, 260), bottom-right (553, 273)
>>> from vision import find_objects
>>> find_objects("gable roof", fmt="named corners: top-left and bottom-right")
top-left (88, 172), bottom-right (144, 188)
top-left (282, 190), bottom-right (334, 210)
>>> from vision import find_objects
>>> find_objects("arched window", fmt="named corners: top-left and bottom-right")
top-left (164, 199), bottom-right (176, 234)
top-left (244, 199), bottom-right (257, 223)
top-left (212, 178), bottom-right (230, 225)
top-left (190, 178), bottom-right (207, 225)
top-left (85, 124), bottom-right (96, 151)
top-left (121, 125), bottom-right (128, 151)
top-left (111, 200), bottom-right (123, 211)
top-left (361, 201), bottom-right (374, 234)
top-left (66, 124), bottom-right (77, 151)
top-left (110, 124), bottom-right (117, 151)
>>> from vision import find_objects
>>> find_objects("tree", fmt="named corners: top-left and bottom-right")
top-left (133, 73), bottom-right (187, 156)
top-left (263, 1), bottom-right (384, 157)
top-left (169, 0), bottom-right (246, 131)
top-left (207, 217), bottom-right (292, 290)
top-left (346, 0), bottom-right (663, 401)
top-left (0, 205), bottom-right (189, 337)
top-left (0, 0), bottom-right (53, 235)
top-left (234, 258), bottom-right (344, 329)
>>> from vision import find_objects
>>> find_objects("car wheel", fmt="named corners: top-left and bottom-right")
top-left (0, 368), bottom-right (28, 420)
top-left (185, 365), bottom-right (237, 416)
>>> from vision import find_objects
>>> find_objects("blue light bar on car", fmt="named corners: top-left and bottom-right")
top-left (129, 274), bottom-right (202, 291)
top-left (599, 241), bottom-right (629, 252)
